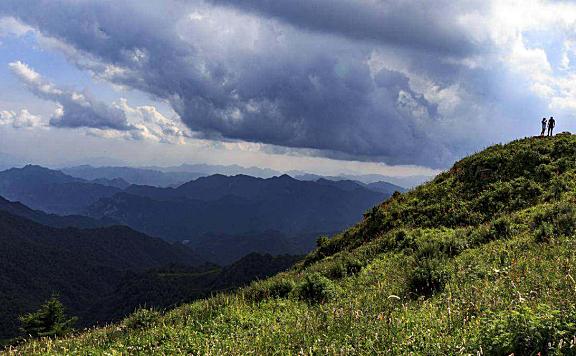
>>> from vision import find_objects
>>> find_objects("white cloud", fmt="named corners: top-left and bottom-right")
top-left (0, 16), bottom-right (32, 38)
top-left (8, 61), bottom-right (191, 143)
top-left (0, 109), bottom-right (44, 128)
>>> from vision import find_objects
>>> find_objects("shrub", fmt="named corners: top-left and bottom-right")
top-left (245, 278), bottom-right (296, 302)
top-left (316, 235), bottom-right (330, 248)
top-left (297, 273), bottom-right (338, 304)
top-left (407, 258), bottom-right (449, 297)
top-left (532, 202), bottom-right (576, 242)
top-left (468, 224), bottom-right (494, 246)
top-left (490, 216), bottom-right (512, 240)
top-left (325, 253), bottom-right (365, 279)
top-left (554, 203), bottom-right (576, 236)
top-left (549, 177), bottom-right (569, 200)
top-left (122, 308), bottom-right (161, 330)
top-left (267, 279), bottom-right (296, 299)
top-left (534, 222), bottom-right (555, 243)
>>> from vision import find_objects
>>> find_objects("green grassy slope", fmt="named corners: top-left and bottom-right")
top-left (7, 135), bottom-right (576, 355)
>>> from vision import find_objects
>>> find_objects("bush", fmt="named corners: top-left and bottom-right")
top-left (297, 273), bottom-right (338, 304)
top-left (468, 224), bottom-right (494, 246)
top-left (267, 279), bottom-right (296, 299)
top-left (316, 235), bottom-right (330, 248)
top-left (246, 278), bottom-right (296, 302)
top-left (549, 177), bottom-right (569, 200)
top-left (532, 202), bottom-right (576, 242)
top-left (534, 222), bottom-right (555, 243)
top-left (414, 229), bottom-right (466, 260)
top-left (122, 308), bottom-right (161, 330)
top-left (490, 216), bottom-right (512, 240)
top-left (325, 254), bottom-right (365, 279)
top-left (554, 203), bottom-right (576, 236)
top-left (407, 258), bottom-right (449, 297)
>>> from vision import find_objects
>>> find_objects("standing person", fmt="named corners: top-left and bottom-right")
top-left (548, 116), bottom-right (556, 136)
top-left (541, 117), bottom-right (547, 136)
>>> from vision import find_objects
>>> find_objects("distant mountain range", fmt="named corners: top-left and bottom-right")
top-left (85, 175), bottom-right (388, 250)
top-left (61, 164), bottom-right (431, 188)
top-left (61, 165), bottom-right (204, 188)
top-left (293, 173), bottom-right (431, 188)
top-left (0, 165), bottom-right (400, 265)
top-left (0, 165), bottom-right (121, 215)
top-left (148, 163), bottom-right (281, 178)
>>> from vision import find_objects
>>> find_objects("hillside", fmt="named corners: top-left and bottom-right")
top-left (9, 135), bottom-right (576, 354)
top-left (0, 210), bottom-right (202, 339)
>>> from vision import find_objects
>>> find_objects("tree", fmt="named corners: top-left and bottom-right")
top-left (19, 295), bottom-right (77, 338)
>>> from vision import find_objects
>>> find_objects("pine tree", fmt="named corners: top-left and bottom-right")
top-left (19, 294), bottom-right (77, 338)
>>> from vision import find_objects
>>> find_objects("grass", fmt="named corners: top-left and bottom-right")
top-left (7, 134), bottom-right (576, 355)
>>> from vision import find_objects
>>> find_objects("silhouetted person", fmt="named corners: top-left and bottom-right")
top-left (548, 116), bottom-right (555, 136)
top-left (541, 117), bottom-right (547, 136)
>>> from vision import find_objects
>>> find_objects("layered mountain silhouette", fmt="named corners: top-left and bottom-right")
top-left (62, 165), bottom-right (204, 187)
top-left (0, 165), bottom-right (121, 215)
top-left (0, 165), bottom-right (395, 265)
top-left (86, 175), bottom-right (390, 251)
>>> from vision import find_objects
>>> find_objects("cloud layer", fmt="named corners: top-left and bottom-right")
top-left (209, 0), bottom-right (486, 56)
top-left (9, 61), bottom-right (189, 143)
top-left (1, 0), bottom-right (575, 168)
top-left (9, 61), bottom-right (133, 131)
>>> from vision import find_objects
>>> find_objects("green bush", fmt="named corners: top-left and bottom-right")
top-left (316, 235), bottom-right (330, 248)
top-left (297, 273), bottom-right (338, 304)
top-left (246, 278), bottom-right (296, 302)
top-left (490, 216), bottom-right (512, 240)
top-left (554, 203), bottom-right (576, 237)
top-left (468, 224), bottom-right (494, 245)
top-left (534, 222), bottom-right (555, 243)
top-left (549, 177), bottom-right (569, 200)
top-left (407, 258), bottom-right (449, 297)
top-left (532, 202), bottom-right (576, 242)
top-left (325, 254), bottom-right (365, 279)
top-left (122, 308), bottom-right (161, 330)
top-left (267, 279), bottom-right (296, 299)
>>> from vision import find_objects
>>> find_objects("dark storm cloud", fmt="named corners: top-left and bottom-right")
top-left (0, 0), bottom-right (494, 167)
top-left (208, 0), bottom-right (485, 56)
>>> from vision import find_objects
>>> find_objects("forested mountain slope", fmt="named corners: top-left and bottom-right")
top-left (0, 211), bottom-right (201, 338)
top-left (10, 135), bottom-right (576, 355)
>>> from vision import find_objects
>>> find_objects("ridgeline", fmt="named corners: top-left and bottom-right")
top-left (8, 134), bottom-right (576, 355)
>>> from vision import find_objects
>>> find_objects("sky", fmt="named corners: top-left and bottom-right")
top-left (0, 0), bottom-right (574, 177)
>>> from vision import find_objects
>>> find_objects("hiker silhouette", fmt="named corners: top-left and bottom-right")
top-left (548, 117), bottom-right (555, 136)
top-left (541, 117), bottom-right (547, 136)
